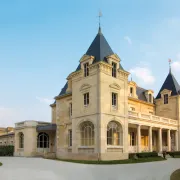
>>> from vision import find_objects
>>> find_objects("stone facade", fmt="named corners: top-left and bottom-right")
top-left (14, 27), bottom-right (180, 160)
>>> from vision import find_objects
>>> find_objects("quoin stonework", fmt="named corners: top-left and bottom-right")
top-left (14, 27), bottom-right (180, 160)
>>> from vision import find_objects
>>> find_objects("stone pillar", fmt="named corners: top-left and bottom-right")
top-left (158, 128), bottom-right (162, 152)
top-left (149, 126), bottom-right (152, 152)
top-left (175, 130), bottom-right (178, 151)
top-left (137, 125), bottom-right (141, 152)
top-left (167, 129), bottom-right (171, 151)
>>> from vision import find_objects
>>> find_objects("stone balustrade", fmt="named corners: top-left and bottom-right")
top-left (128, 111), bottom-right (178, 126)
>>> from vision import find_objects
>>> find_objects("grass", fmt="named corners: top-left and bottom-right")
top-left (47, 156), bottom-right (165, 165)
top-left (170, 169), bottom-right (180, 180)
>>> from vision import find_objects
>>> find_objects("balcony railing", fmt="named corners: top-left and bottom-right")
top-left (128, 111), bottom-right (177, 125)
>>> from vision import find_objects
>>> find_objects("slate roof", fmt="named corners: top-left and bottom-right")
top-left (85, 27), bottom-right (114, 62)
top-left (156, 72), bottom-right (180, 99)
top-left (54, 27), bottom-right (124, 101)
top-left (136, 86), bottom-right (148, 102)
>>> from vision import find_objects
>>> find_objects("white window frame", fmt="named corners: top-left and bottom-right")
top-left (112, 62), bottom-right (117, 78)
top-left (107, 121), bottom-right (121, 146)
top-left (84, 92), bottom-right (89, 106)
top-left (69, 103), bottom-right (72, 117)
top-left (84, 62), bottom-right (89, 77)
top-left (80, 121), bottom-right (94, 146)
top-left (112, 92), bottom-right (117, 107)
top-left (68, 130), bottom-right (72, 147)
top-left (164, 94), bottom-right (168, 104)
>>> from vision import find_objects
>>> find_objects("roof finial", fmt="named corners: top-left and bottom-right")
top-left (98, 10), bottom-right (102, 34)
top-left (168, 58), bottom-right (172, 73)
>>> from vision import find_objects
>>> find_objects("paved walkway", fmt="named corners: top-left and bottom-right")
top-left (0, 157), bottom-right (180, 180)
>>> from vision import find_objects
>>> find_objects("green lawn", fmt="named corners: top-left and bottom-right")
top-left (49, 156), bottom-right (165, 165)
top-left (170, 169), bottom-right (180, 180)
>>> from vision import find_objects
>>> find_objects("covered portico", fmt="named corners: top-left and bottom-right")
top-left (128, 123), bottom-right (178, 153)
top-left (36, 124), bottom-right (56, 155)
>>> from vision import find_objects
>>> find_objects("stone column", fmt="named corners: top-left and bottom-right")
top-left (137, 125), bottom-right (141, 152)
top-left (158, 128), bottom-right (162, 152)
top-left (167, 129), bottom-right (171, 151)
top-left (149, 126), bottom-right (152, 152)
top-left (175, 130), bottom-right (178, 151)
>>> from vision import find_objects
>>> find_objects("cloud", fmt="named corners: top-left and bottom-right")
top-left (171, 61), bottom-right (180, 72)
top-left (36, 96), bottom-right (53, 104)
top-left (129, 66), bottom-right (155, 85)
top-left (124, 36), bottom-right (132, 45)
top-left (171, 53), bottom-right (180, 72)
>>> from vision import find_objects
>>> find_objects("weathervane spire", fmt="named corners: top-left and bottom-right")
top-left (98, 10), bottom-right (102, 34)
top-left (168, 58), bottom-right (172, 73)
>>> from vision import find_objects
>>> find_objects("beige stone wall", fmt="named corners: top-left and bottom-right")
top-left (51, 106), bottom-right (56, 124)
top-left (128, 98), bottom-right (154, 114)
top-left (0, 134), bottom-right (14, 146)
top-left (155, 96), bottom-right (178, 120)
top-left (14, 127), bottom-right (37, 157)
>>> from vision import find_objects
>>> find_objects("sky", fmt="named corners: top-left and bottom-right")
top-left (0, 0), bottom-right (180, 127)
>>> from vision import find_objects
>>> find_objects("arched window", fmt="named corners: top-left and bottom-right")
top-left (107, 121), bottom-right (122, 145)
top-left (80, 121), bottom-right (94, 146)
top-left (37, 132), bottom-right (49, 148)
top-left (19, 132), bottom-right (24, 148)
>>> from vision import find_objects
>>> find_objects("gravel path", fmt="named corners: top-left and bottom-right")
top-left (0, 157), bottom-right (179, 180)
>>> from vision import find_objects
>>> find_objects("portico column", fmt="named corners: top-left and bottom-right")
top-left (167, 129), bottom-right (171, 151)
top-left (137, 125), bottom-right (141, 152)
top-left (148, 126), bottom-right (152, 152)
top-left (175, 130), bottom-right (178, 151)
top-left (158, 128), bottom-right (162, 152)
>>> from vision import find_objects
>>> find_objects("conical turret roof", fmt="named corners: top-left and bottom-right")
top-left (156, 72), bottom-right (180, 99)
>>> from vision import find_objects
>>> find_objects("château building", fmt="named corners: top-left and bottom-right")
top-left (14, 27), bottom-right (180, 160)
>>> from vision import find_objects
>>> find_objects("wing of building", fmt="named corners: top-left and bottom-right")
top-left (14, 27), bottom-right (180, 160)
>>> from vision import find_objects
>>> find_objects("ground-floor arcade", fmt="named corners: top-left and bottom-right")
top-left (128, 123), bottom-right (178, 153)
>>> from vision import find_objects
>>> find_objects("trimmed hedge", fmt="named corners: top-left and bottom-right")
top-left (167, 151), bottom-right (180, 157)
top-left (0, 145), bottom-right (14, 156)
top-left (129, 152), bottom-right (158, 159)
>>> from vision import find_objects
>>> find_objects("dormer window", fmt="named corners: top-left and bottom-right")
top-left (84, 63), bottom-right (89, 77)
top-left (148, 94), bottom-right (152, 103)
top-left (112, 62), bottom-right (117, 78)
top-left (164, 94), bottom-right (168, 104)
top-left (130, 87), bottom-right (133, 97)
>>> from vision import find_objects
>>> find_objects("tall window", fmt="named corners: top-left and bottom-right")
top-left (84, 63), bottom-right (89, 77)
top-left (68, 130), bottom-right (72, 147)
top-left (112, 93), bottom-right (117, 107)
top-left (164, 94), bottom-right (168, 104)
top-left (130, 87), bottom-right (133, 97)
top-left (107, 121), bottom-right (121, 145)
top-left (149, 94), bottom-right (152, 103)
top-left (37, 132), bottom-right (49, 148)
top-left (84, 93), bottom-right (89, 106)
top-left (69, 103), bottom-right (72, 117)
top-left (130, 132), bottom-right (135, 146)
top-left (112, 62), bottom-right (117, 77)
top-left (80, 121), bottom-right (94, 146)
top-left (19, 132), bottom-right (24, 148)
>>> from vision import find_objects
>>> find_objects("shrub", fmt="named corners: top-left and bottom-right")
top-left (0, 145), bottom-right (14, 156)
top-left (136, 152), bottom-right (158, 158)
top-left (129, 152), bottom-right (158, 159)
top-left (129, 153), bottom-right (136, 159)
top-left (167, 151), bottom-right (180, 157)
